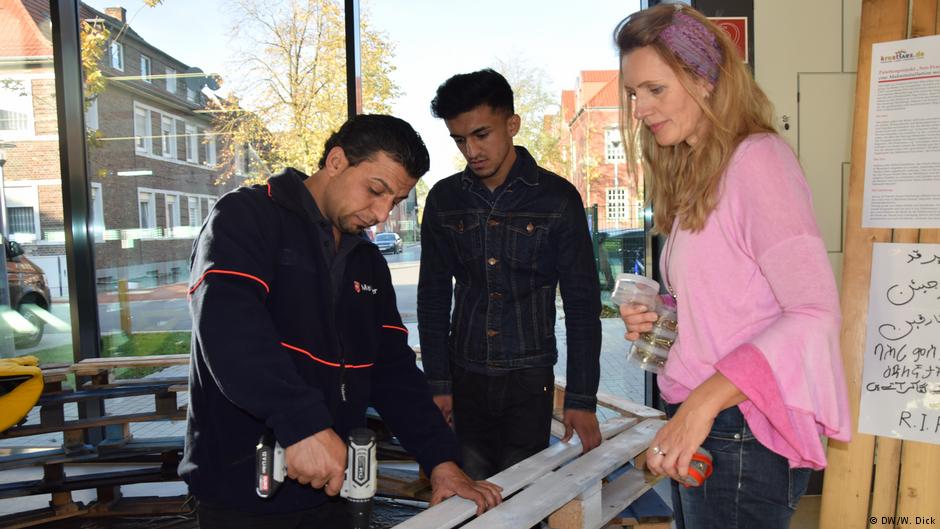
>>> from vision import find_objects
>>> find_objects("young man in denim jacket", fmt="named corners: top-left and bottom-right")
top-left (418, 69), bottom-right (602, 480)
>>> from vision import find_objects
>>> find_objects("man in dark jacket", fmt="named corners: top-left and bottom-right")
top-left (418, 70), bottom-right (603, 481)
top-left (181, 115), bottom-right (501, 528)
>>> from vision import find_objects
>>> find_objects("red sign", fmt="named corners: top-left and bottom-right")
top-left (710, 17), bottom-right (748, 64)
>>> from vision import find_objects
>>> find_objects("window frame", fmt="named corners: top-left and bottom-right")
top-left (0, 76), bottom-right (37, 139)
top-left (185, 124), bottom-right (198, 163)
top-left (89, 182), bottom-right (105, 242)
top-left (138, 190), bottom-right (156, 231)
top-left (4, 184), bottom-right (42, 244)
top-left (134, 104), bottom-right (152, 153)
top-left (166, 67), bottom-right (177, 93)
top-left (161, 114), bottom-right (176, 159)
top-left (140, 54), bottom-right (152, 83)
top-left (110, 40), bottom-right (124, 71)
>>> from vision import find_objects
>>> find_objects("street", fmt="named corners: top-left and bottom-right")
top-left (22, 243), bottom-right (424, 353)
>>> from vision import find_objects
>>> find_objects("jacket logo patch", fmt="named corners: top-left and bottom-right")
top-left (353, 281), bottom-right (378, 295)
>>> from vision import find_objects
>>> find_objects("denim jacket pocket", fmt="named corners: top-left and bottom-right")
top-left (506, 216), bottom-right (549, 270)
top-left (441, 213), bottom-right (482, 263)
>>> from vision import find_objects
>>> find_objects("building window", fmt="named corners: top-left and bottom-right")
top-left (90, 183), bottom-right (105, 242)
top-left (4, 186), bottom-right (40, 243)
top-left (134, 105), bottom-right (152, 153)
top-left (186, 86), bottom-right (197, 103)
top-left (161, 115), bottom-right (176, 158)
top-left (85, 97), bottom-right (99, 130)
top-left (110, 40), bottom-right (124, 70)
top-left (165, 194), bottom-right (180, 231)
top-left (206, 135), bottom-right (217, 166)
top-left (0, 79), bottom-right (31, 134)
top-left (140, 55), bottom-right (152, 83)
top-left (188, 196), bottom-right (201, 227)
top-left (139, 191), bottom-right (155, 229)
top-left (606, 187), bottom-right (630, 221)
top-left (185, 124), bottom-right (198, 163)
top-left (605, 128), bottom-right (625, 164)
top-left (166, 67), bottom-right (177, 93)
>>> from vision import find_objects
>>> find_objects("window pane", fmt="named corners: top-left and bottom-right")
top-left (0, 1), bottom-right (75, 375)
top-left (368, 1), bottom-right (646, 413)
top-left (81, 0), bottom-right (347, 368)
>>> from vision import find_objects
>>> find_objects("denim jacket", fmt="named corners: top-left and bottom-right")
top-left (417, 147), bottom-right (601, 411)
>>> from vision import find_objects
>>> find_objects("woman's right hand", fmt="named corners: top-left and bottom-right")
top-left (620, 304), bottom-right (659, 341)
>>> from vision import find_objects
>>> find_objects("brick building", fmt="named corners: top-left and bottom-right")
top-left (556, 70), bottom-right (643, 233)
top-left (0, 0), bottom-right (245, 295)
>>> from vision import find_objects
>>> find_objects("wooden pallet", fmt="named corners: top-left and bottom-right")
top-left (394, 414), bottom-right (668, 529)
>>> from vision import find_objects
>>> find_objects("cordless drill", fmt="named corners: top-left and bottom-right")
top-left (256, 427), bottom-right (377, 528)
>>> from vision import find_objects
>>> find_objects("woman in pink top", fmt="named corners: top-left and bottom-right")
top-left (615, 5), bottom-right (851, 529)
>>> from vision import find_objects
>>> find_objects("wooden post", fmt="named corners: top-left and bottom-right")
top-left (548, 480), bottom-right (602, 529)
top-left (820, 1), bottom-right (940, 528)
top-left (118, 278), bottom-right (132, 336)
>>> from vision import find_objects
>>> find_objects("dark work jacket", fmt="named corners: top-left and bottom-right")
top-left (179, 168), bottom-right (459, 514)
top-left (417, 147), bottom-right (602, 411)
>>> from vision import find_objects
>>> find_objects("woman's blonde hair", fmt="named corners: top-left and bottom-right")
top-left (614, 4), bottom-right (776, 234)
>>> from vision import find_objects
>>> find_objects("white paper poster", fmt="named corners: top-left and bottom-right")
top-left (862, 35), bottom-right (940, 227)
top-left (859, 243), bottom-right (940, 444)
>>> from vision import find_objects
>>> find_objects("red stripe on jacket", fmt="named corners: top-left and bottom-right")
top-left (280, 342), bottom-right (374, 369)
top-left (189, 269), bottom-right (271, 294)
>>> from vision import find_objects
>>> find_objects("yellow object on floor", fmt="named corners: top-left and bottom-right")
top-left (0, 355), bottom-right (43, 432)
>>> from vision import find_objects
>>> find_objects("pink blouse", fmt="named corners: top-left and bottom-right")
top-left (659, 133), bottom-right (851, 469)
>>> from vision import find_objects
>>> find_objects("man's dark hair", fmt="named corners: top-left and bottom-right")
top-left (430, 69), bottom-right (514, 120)
top-left (317, 114), bottom-right (430, 179)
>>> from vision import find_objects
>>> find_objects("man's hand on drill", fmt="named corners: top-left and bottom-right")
top-left (429, 461), bottom-right (503, 515)
top-left (285, 428), bottom-right (347, 496)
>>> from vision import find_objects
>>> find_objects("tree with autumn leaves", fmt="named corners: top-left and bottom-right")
top-left (210, 0), bottom-right (401, 182)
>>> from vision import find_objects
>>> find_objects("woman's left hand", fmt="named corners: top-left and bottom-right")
top-left (645, 401), bottom-right (716, 484)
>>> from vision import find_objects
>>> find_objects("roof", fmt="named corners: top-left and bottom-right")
top-left (586, 76), bottom-right (620, 108)
top-left (0, 0), bottom-right (52, 58)
top-left (561, 89), bottom-right (575, 123)
top-left (580, 70), bottom-right (618, 83)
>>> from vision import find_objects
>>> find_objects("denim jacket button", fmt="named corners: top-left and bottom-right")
top-left (734, 433), bottom-right (741, 440)
top-left (487, 219), bottom-right (500, 227)
top-left (486, 329), bottom-right (499, 337)
top-left (489, 292), bottom-right (503, 300)
top-left (487, 257), bottom-right (498, 266)
top-left (526, 222), bottom-right (535, 233)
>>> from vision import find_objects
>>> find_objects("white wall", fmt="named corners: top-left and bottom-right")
top-left (754, 0), bottom-right (863, 288)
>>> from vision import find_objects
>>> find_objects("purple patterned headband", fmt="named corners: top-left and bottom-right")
top-left (658, 9), bottom-right (723, 84)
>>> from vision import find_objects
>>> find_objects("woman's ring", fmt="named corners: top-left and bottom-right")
top-left (651, 446), bottom-right (664, 456)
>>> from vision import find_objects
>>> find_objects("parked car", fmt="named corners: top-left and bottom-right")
top-left (6, 241), bottom-right (51, 349)
top-left (374, 232), bottom-right (404, 254)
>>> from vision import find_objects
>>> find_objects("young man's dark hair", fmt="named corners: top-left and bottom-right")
top-left (430, 68), bottom-right (515, 120)
top-left (317, 113), bottom-right (430, 179)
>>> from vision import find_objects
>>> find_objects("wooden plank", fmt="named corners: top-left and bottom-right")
top-left (869, 436), bottom-right (902, 520)
top-left (598, 467), bottom-right (661, 529)
top-left (869, 218), bottom-right (921, 516)
top-left (0, 409), bottom-right (186, 439)
top-left (555, 377), bottom-right (663, 418)
top-left (394, 416), bottom-right (641, 529)
top-left (897, 0), bottom-right (940, 520)
top-left (549, 480), bottom-right (602, 529)
top-left (462, 419), bottom-right (663, 529)
top-left (0, 504), bottom-right (86, 529)
top-left (71, 354), bottom-right (189, 375)
top-left (911, 0), bottom-right (939, 37)
top-left (897, 439), bottom-right (940, 526)
top-left (819, 1), bottom-right (909, 528)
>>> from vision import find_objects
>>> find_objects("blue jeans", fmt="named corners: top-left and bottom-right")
top-left (665, 403), bottom-right (811, 529)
